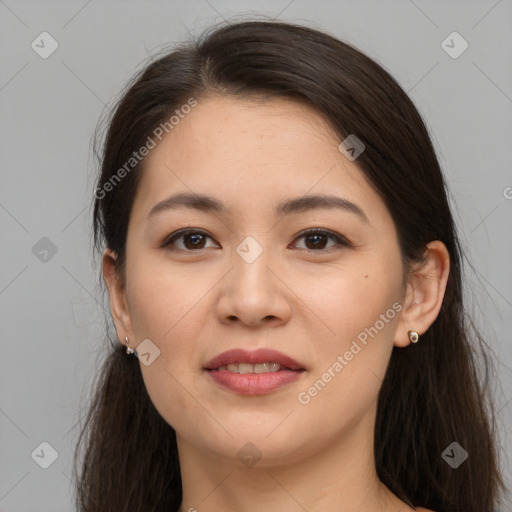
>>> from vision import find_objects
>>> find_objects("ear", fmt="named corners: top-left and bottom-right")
top-left (102, 248), bottom-right (133, 346)
top-left (394, 240), bottom-right (450, 347)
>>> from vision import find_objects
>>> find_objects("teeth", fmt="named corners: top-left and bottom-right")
top-left (238, 363), bottom-right (253, 374)
top-left (216, 362), bottom-right (283, 373)
top-left (269, 362), bottom-right (280, 372)
top-left (254, 363), bottom-right (269, 373)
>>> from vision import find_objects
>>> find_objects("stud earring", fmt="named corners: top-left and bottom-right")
top-left (125, 336), bottom-right (135, 354)
top-left (408, 330), bottom-right (419, 344)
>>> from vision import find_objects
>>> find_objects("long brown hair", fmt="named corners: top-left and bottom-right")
top-left (74, 19), bottom-right (507, 512)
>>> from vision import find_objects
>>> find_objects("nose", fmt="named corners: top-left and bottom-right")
top-left (215, 246), bottom-right (292, 328)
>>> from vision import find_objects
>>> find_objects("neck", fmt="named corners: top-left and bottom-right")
top-left (176, 404), bottom-right (411, 512)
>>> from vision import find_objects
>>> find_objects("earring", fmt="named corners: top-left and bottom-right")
top-left (125, 336), bottom-right (135, 354)
top-left (408, 330), bottom-right (419, 344)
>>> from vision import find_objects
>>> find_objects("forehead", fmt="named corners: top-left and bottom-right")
top-left (167, 94), bottom-right (341, 164)
top-left (131, 95), bottom-right (388, 225)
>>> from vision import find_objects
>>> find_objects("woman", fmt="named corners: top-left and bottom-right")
top-left (74, 20), bottom-right (506, 512)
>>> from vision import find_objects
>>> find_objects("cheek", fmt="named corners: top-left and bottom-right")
top-left (295, 263), bottom-right (402, 411)
top-left (125, 263), bottom-right (213, 428)
top-left (126, 260), bottom-right (209, 341)
top-left (302, 261), bottom-right (402, 349)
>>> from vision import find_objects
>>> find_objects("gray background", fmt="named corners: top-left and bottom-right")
top-left (1, 1), bottom-right (511, 510)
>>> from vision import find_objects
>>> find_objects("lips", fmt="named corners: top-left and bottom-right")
top-left (204, 348), bottom-right (306, 395)
top-left (204, 348), bottom-right (305, 371)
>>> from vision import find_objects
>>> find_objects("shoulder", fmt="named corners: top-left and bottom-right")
top-left (414, 508), bottom-right (436, 512)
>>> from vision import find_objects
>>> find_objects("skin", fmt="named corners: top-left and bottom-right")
top-left (103, 95), bottom-right (448, 512)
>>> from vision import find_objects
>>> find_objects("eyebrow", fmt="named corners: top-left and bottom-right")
top-left (146, 192), bottom-right (369, 223)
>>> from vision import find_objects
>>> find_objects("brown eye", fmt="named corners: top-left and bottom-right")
top-left (182, 233), bottom-right (207, 249)
top-left (293, 229), bottom-right (350, 252)
top-left (162, 229), bottom-right (218, 251)
top-left (161, 227), bottom-right (350, 253)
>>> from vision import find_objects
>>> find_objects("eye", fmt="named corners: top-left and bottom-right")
top-left (161, 227), bottom-right (351, 252)
top-left (292, 228), bottom-right (351, 252)
top-left (161, 228), bottom-right (218, 251)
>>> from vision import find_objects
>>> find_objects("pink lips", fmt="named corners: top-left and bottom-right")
top-left (204, 348), bottom-right (306, 395)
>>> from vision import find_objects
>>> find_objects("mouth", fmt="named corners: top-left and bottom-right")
top-left (213, 362), bottom-right (296, 373)
top-left (204, 348), bottom-right (306, 395)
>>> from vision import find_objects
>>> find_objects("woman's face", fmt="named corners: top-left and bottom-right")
top-left (116, 95), bottom-right (407, 465)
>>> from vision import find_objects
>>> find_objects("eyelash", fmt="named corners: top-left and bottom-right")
top-left (161, 228), bottom-right (351, 253)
